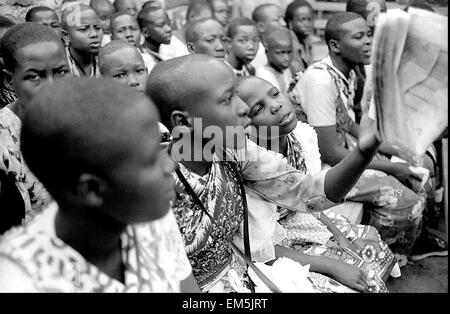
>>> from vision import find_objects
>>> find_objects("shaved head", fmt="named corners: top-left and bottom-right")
top-left (185, 17), bottom-right (221, 43)
top-left (146, 54), bottom-right (231, 128)
top-left (21, 77), bottom-right (159, 196)
top-left (263, 26), bottom-right (292, 49)
top-left (98, 40), bottom-right (141, 73)
top-left (252, 3), bottom-right (281, 23)
top-left (61, 4), bottom-right (97, 29)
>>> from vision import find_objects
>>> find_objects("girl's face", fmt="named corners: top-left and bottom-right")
top-left (238, 77), bottom-right (297, 138)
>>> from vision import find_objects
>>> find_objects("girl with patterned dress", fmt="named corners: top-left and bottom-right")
top-left (237, 76), bottom-right (397, 293)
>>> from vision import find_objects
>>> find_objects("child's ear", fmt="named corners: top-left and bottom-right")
top-left (75, 174), bottom-right (108, 208)
top-left (186, 42), bottom-right (196, 53)
top-left (61, 29), bottom-right (70, 47)
top-left (141, 26), bottom-right (149, 39)
top-left (2, 69), bottom-right (13, 92)
top-left (256, 22), bottom-right (265, 34)
top-left (169, 110), bottom-right (192, 130)
top-left (328, 39), bottom-right (340, 54)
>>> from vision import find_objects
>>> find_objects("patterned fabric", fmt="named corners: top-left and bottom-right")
top-left (0, 88), bottom-right (16, 110)
top-left (279, 130), bottom-right (397, 293)
top-left (0, 105), bottom-right (51, 223)
top-left (171, 139), bottom-right (338, 292)
top-left (295, 58), bottom-right (425, 257)
top-left (173, 158), bottom-right (248, 290)
top-left (65, 47), bottom-right (100, 78)
top-left (307, 60), bottom-right (357, 149)
top-left (0, 203), bottom-right (192, 292)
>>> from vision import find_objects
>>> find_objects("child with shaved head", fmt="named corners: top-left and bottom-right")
top-left (25, 6), bottom-right (62, 38)
top-left (250, 3), bottom-right (286, 69)
top-left (146, 53), bottom-right (387, 292)
top-left (0, 77), bottom-right (198, 292)
top-left (109, 12), bottom-right (154, 71)
top-left (224, 17), bottom-right (260, 77)
top-left (185, 18), bottom-right (226, 60)
top-left (61, 3), bottom-right (103, 76)
top-left (90, 0), bottom-right (115, 45)
top-left (255, 26), bottom-right (294, 93)
top-left (0, 23), bottom-right (70, 230)
top-left (114, 0), bottom-right (138, 17)
top-left (99, 40), bottom-right (170, 143)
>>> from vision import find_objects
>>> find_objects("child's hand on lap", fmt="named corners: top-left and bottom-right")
top-left (331, 262), bottom-right (371, 293)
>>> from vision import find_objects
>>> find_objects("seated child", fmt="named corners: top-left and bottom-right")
top-left (90, 0), bottom-right (115, 46)
top-left (137, 5), bottom-right (172, 64)
top-left (98, 39), bottom-right (170, 139)
top-left (0, 15), bottom-right (16, 108)
top-left (250, 3), bottom-right (287, 70)
top-left (0, 77), bottom-right (198, 292)
top-left (255, 26), bottom-right (295, 93)
top-left (114, 0), bottom-right (138, 17)
top-left (137, 6), bottom-right (189, 63)
top-left (61, 4), bottom-right (104, 77)
top-left (224, 17), bottom-right (260, 77)
top-left (237, 76), bottom-right (397, 292)
top-left (146, 54), bottom-right (386, 293)
top-left (292, 12), bottom-right (433, 263)
top-left (0, 23), bottom-right (70, 227)
top-left (173, 0), bottom-right (214, 44)
top-left (109, 12), bottom-right (154, 72)
top-left (185, 18), bottom-right (226, 60)
top-left (25, 6), bottom-right (62, 38)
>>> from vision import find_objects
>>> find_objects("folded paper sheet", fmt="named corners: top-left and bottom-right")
top-left (372, 8), bottom-right (448, 164)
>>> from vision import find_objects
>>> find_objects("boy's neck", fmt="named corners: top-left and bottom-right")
top-left (226, 53), bottom-right (245, 70)
top-left (268, 61), bottom-right (285, 74)
top-left (69, 46), bottom-right (94, 72)
top-left (143, 39), bottom-right (161, 54)
top-left (174, 138), bottom-right (213, 176)
top-left (55, 206), bottom-right (126, 283)
top-left (330, 53), bottom-right (354, 78)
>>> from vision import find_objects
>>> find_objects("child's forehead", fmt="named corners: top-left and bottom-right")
top-left (16, 41), bottom-right (65, 65)
top-left (198, 21), bottom-right (223, 36)
top-left (109, 47), bottom-right (142, 62)
top-left (234, 24), bottom-right (258, 36)
top-left (267, 34), bottom-right (292, 48)
top-left (34, 10), bottom-right (58, 20)
top-left (112, 15), bottom-right (138, 27)
top-left (294, 5), bottom-right (313, 16)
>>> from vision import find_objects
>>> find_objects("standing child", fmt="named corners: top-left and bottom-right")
top-left (25, 6), bottom-right (62, 38)
top-left (61, 4), bottom-right (103, 77)
top-left (90, 0), bottom-right (116, 46)
top-left (0, 77), bottom-right (199, 292)
top-left (224, 17), bottom-right (260, 77)
top-left (238, 76), bottom-right (398, 292)
top-left (255, 26), bottom-right (295, 93)
top-left (146, 54), bottom-right (387, 293)
top-left (0, 23), bottom-right (70, 229)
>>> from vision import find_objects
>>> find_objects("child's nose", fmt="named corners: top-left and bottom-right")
top-left (128, 74), bottom-right (139, 87)
top-left (235, 96), bottom-right (250, 117)
top-left (271, 103), bottom-right (282, 114)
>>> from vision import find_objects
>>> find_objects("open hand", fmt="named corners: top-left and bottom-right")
top-left (358, 113), bottom-right (382, 155)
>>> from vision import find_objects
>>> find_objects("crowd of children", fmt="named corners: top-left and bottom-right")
top-left (0, 0), bottom-right (447, 292)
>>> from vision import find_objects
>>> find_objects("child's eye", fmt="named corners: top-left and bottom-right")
top-left (136, 68), bottom-right (146, 74)
top-left (77, 27), bottom-right (88, 32)
top-left (25, 74), bottom-right (40, 82)
top-left (113, 73), bottom-right (126, 79)
top-left (55, 69), bottom-right (69, 77)
top-left (272, 90), bottom-right (280, 97)
top-left (255, 103), bottom-right (264, 114)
